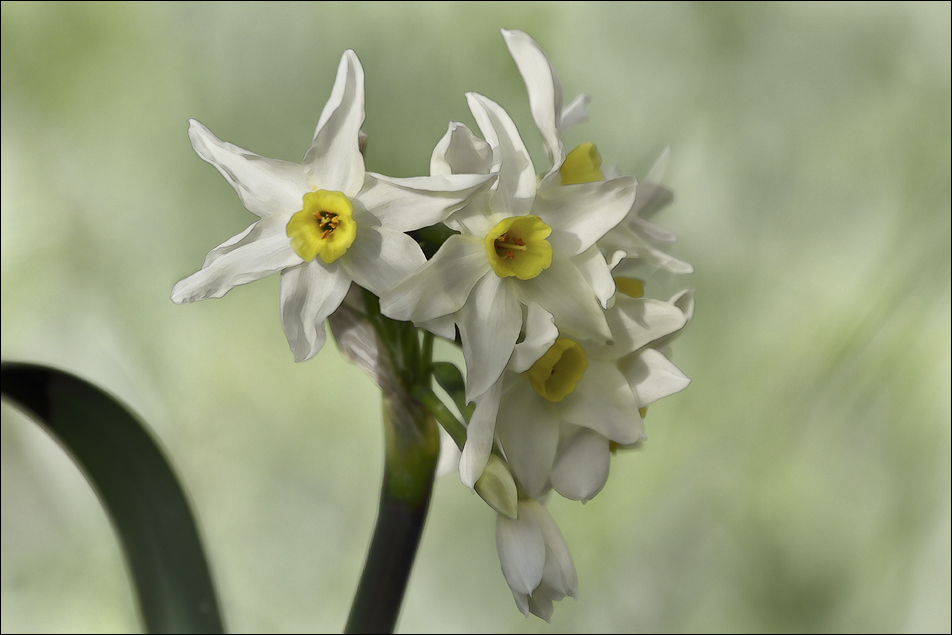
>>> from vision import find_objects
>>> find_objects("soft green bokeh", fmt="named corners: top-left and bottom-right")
top-left (2, 2), bottom-right (949, 632)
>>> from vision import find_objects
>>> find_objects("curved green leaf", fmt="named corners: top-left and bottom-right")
top-left (1, 363), bottom-right (224, 634)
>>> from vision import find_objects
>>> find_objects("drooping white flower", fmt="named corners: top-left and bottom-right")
top-left (496, 498), bottom-right (577, 621)
top-left (488, 288), bottom-right (691, 501)
top-left (379, 93), bottom-right (636, 406)
top-left (171, 50), bottom-right (495, 362)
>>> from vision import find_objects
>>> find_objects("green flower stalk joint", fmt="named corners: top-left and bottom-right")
top-left (172, 28), bottom-right (693, 628)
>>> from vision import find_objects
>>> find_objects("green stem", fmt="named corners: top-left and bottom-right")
top-left (345, 293), bottom-right (441, 633)
top-left (414, 385), bottom-right (466, 450)
top-left (345, 393), bottom-right (439, 634)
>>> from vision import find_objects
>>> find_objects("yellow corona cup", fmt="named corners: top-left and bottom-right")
top-left (528, 337), bottom-right (587, 402)
top-left (560, 142), bottom-right (604, 185)
top-left (484, 215), bottom-right (553, 280)
top-left (286, 190), bottom-right (357, 264)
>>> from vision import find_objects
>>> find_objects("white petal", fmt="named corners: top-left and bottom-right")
top-left (303, 50), bottom-right (366, 197)
top-left (515, 253), bottom-right (612, 345)
top-left (171, 215), bottom-right (302, 303)
top-left (559, 93), bottom-right (591, 133)
top-left (527, 587), bottom-right (556, 622)
top-left (637, 147), bottom-right (674, 219)
top-left (510, 589), bottom-right (531, 617)
top-left (501, 29), bottom-right (563, 174)
top-left (536, 177), bottom-right (637, 256)
top-left (559, 360), bottom-right (645, 445)
top-left (608, 297), bottom-right (688, 353)
top-left (625, 347), bottom-right (691, 406)
top-left (459, 380), bottom-right (504, 489)
top-left (436, 425), bottom-right (461, 478)
top-left (419, 315), bottom-right (457, 340)
top-left (359, 172), bottom-right (496, 231)
top-left (430, 121), bottom-right (493, 176)
top-left (496, 508), bottom-right (546, 596)
top-left (444, 190), bottom-right (498, 237)
top-left (466, 92), bottom-right (536, 216)
top-left (509, 303), bottom-right (557, 373)
top-left (551, 428), bottom-right (610, 503)
top-left (630, 215), bottom-right (678, 243)
top-left (340, 223), bottom-right (425, 295)
top-left (458, 275), bottom-right (523, 402)
top-left (572, 246), bottom-right (615, 309)
top-left (327, 286), bottom-right (380, 383)
top-left (496, 387), bottom-right (560, 498)
top-left (669, 288), bottom-right (695, 322)
top-left (526, 500), bottom-right (577, 598)
top-left (379, 234), bottom-right (489, 324)
top-left (279, 261), bottom-right (352, 362)
top-left (187, 120), bottom-right (308, 218)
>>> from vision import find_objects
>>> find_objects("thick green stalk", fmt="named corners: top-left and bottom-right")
top-left (345, 390), bottom-right (439, 634)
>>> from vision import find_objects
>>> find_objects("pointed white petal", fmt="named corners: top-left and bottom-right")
top-left (496, 387), bottom-right (560, 498)
top-left (558, 360), bottom-right (645, 445)
top-left (340, 223), bottom-right (425, 295)
top-left (630, 215), bottom-right (678, 243)
top-left (625, 347), bottom-right (691, 406)
top-left (359, 172), bottom-right (496, 231)
top-left (444, 189), bottom-right (498, 237)
top-left (458, 275), bottom-right (523, 402)
top-left (379, 234), bottom-right (489, 323)
top-left (559, 93), bottom-right (591, 133)
top-left (536, 177), bottom-right (637, 256)
top-left (669, 288), bottom-right (695, 322)
top-left (430, 121), bottom-right (493, 176)
top-left (459, 380), bottom-right (504, 489)
top-left (303, 50), bottom-right (366, 197)
top-left (516, 253), bottom-right (612, 344)
top-left (171, 215), bottom-right (301, 303)
top-left (187, 120), bottom-right (308, 218)
top-left (279, 261), bottom-right (352, 362)
top-left (509, 303), bottom-right (557, 373)
top-left (510, 589), bottom-right (531, 617)
top-left (527, 500), bottom-right (578, 598)
top-left (501, 29), bottom-right (564, 173)
top-left (419, 315), bottom-right (457, 340)
top-left (572, 246), bottom-right (616, 309)
top-left (608, 296), bottom-right (688, 352)
top-left (496, 509), bottom-right (546, 596)
top-left (551, 428), bottom-right (610, 503)
top-left (436, 425), bottom-right (461, 478)
top-left (527, 587), bottom-right (556, 622)
top-left (467, 92), bottom-right (536, 216)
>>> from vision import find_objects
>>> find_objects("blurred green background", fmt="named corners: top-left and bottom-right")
top-left (2, 2), bottom-right (949, 632)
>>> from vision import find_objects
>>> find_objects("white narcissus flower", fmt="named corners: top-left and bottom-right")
top-left (171, 50), bottom-right (494, 362)
top-left (502, 28), bottom-right (692, 277)
top-left (487, 288), bottom-right (691, 501)
top-left (496, 498), bottom-right (577, 621)
top-left (379, 92), bottom-right (636, 409)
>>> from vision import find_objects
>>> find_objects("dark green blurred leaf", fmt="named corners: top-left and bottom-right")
top-left (0, 363), bottom-right (224, 634)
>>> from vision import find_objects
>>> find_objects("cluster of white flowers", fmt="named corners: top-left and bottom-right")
top-left (172, 30), bottom-right (692, 621)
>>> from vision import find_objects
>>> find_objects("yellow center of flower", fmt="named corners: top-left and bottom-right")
top-left (528, 337), bottom-right (587, 403)
top-left (286, 190), bottom-right (357, 264)
top-left (560, 142), bottom-right (605, 185)
top-left (615, 277), bottom-right (645, 298)
top-left (484, 215), bottom-right (553, 280)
